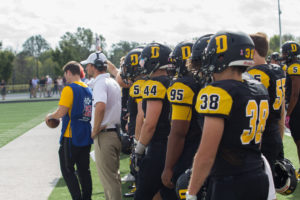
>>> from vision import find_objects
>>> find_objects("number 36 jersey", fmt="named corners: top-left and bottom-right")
top-left (195, 79), bottom-right (269, 177)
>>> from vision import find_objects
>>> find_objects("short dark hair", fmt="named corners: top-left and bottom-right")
top-left (250, 32), bottom-right (269, 57)
top-left (63, 61), bottom-right (81, 76)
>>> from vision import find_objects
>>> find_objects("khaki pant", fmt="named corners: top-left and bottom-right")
top-left (94, 131), bottom-right (122, 200)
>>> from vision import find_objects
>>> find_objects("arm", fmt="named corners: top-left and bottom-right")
top-left (188, 116), bottom-right (224, 195)
top-left (286, 76), bottom-right (300, 116)
top-left (45, 105), bottom-right (69, 121)
top-left (107, 60), bottom-right (119, 77)
top-left (162, 118), bottom-right (190, 188)
top-left (134, 100), bottom-right (144, 140)
top-left (279, 99), bottom-right (285, 139)
top-left (91, 102), bottom-right (106, 139)
top-left (136, 100), bottom-right (162, 152)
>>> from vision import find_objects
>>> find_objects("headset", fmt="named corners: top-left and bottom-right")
top-left (94, 52), bottom-right (107, 70)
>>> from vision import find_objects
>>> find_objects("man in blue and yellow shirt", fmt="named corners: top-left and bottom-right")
top-left (45, 61), bottom-right (93, 200)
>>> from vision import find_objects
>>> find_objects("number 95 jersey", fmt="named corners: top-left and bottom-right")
top-left (195, 79), bottom-right (270, 177)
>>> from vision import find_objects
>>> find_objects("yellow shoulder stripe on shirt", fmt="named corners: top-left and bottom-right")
top-left (171, 104), bottom-right (192, 121)
top-left (130, 79), bottom-right (145, 98)
top-left (247, 69), bottom-right (270, 89)
top-left (195, 85), bottom-right (233, 116)
top-left (142, 80), bottom-right (167, 99)
top-left (167, 82), bottom-right (194, 105)
top-left (282, 64), bottom-right (287, 72)
top-left (287, 63), bottom-right (300, 75)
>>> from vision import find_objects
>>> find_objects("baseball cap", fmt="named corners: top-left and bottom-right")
top-left (80, 51), bottom-right (107, 65)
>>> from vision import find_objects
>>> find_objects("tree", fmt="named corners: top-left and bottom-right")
top-left (109, 41), bottom-right (141, 67)
top-left (0, 50), bottom-right (15, 81)
top-left (22, 35), bottom-right (50, 57)
top-left (52, 27), bottom-right (98, 69)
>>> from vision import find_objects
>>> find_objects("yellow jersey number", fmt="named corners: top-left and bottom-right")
top-left (241, 100), bottom-right (269, 145)
top-left (273, 78), bottom-right (286, 110)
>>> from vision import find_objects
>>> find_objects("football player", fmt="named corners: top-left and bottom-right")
top-left (187, 31), bottom-right (269, 200)
top-left (247, 33), bottom-right (286, 179)
top-left (281, 41), bottom-right (300, 176)
top-left (132, 42), bottom-right (172, 199)
top-left (270, 52), bottom-right (281, 65)
top-left (161, 37), bottom-right (210, 199)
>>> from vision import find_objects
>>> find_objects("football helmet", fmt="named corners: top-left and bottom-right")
top-left (139, 42), bottom-right (172, 76)
top-left (121, 48), bottom-right (143, 83)
top-left (169, 41), bottom-right (193, 77)
top-left (274, 158), bottom-right (298, 195)
top-left (271, 52), bottom-right (280, 61)
top-left (120, 131), bottom-right (133, 155)
top-left (176, 168), bottom-right (209, 200)
top-left (201, 31), bottom-right (255, 77)
top-left (191, 34), bottom-right (213, 70)
top-left (281, 41), bottom-right (300, 64)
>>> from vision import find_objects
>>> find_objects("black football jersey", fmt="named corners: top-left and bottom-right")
top-left (142, 75), bottom-right (171, 142)
top-left (127, 79), bottom-right (145, 136)
top-left (167, 75), bottom-right (202, 142)
top-left (195, 79), bottom-right (269, 177)
top-left (285, 61), bottom-right (300, 115)
top-left (247, 64), bottom-right (286, 122)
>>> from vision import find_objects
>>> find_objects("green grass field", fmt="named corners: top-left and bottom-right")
top-left (0, 101), bottom-right (300, 199)
top-left (0, 101), bottom-right (58, 148)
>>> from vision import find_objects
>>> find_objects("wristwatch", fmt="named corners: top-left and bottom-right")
top-left (186, 192), bottom-right (197, 200)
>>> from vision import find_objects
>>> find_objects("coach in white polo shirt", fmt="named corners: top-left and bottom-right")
top-left (81, 51), bottom-right (122, 200)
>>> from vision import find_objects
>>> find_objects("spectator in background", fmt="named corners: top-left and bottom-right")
top-left (46, 75), bottom-right (53, 97)
top-left (31, 77), bottom-right (39, 98)
top-left (39, 76), bottom-right (46, 98)
top-left (0, 80), bottom-right (6, 100)
top-left (29, 79), bottom-right (32, 98)
top-left (53, 77), bottom-right (58, 96)
top-left (57, 76), bottom-right (64, 96)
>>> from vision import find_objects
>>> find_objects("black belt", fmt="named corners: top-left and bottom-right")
top-left (101, 128), bottom-right (117, 132)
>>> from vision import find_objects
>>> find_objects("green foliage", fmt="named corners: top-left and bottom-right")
top-left (0, 50), bottom-right (15, 81)
top-left (52, 27), bottom-right (95, 68)
top-left (22, 35), bottom-right (50, 57)
top-left (109, 41), bottom-right (141, 67)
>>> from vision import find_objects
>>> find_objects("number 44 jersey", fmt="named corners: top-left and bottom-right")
top-left (195, 79), bottom-right (270, 177)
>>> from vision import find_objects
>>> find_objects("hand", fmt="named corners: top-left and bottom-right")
top-left (161, 168), bottom-right (174, 189)
top-left (186, 192), bottom-right (197, 200)
top-left (285, 115), bottom-right (290, 129)
top-left (45, 113), bottom-right (51, 123)
top-left (131, 152), bottom-right (144, 172)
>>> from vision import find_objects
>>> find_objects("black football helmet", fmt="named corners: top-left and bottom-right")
top-left (191, 34), bottom-right (213, 70)
top-left (169, 41), bottom-right (193, 77)
top-left (201, 31), bottom-right (255, 77)
top-left (121, 48), bottom-right (143, 83)
top-left (175, 168), bottom-right (209, 200)
top-left (120, 131), bottom-right (133, 155)
top-left (139, 43), bottom-right (172, 76)
top-left (274, 158), bottom-right (298, 195)
top-left (281, 41), bottom-right (300, 64)
top-left (271, 52), bottom-right (280, 61)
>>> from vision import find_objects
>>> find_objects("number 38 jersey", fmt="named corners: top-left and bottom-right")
top-left (127, 79), bottom-right (145, 136)
top-left (247, 64), bottom-right (286, 122)
top-left (142, 75), bottom-right (171, 142)
top-left (195, 79), bottom-right (269, 177)
top-left (167, 75), bottom-right (202, 142)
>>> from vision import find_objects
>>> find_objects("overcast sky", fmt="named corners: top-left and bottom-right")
top-left (0, 0), bottom-right (299, 52)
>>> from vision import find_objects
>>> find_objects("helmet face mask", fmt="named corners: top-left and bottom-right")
top-left (139, 43), bottom-right (172, 76)
top-left (201, 31), bottom-right (255, 78)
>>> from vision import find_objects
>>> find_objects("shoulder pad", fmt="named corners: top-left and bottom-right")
top-left (287, 63), bottom-right (300, 75)
top-left (167, 82), bottom-right (195, 105)
top-left (142, 80), bottom-right (167, 99)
